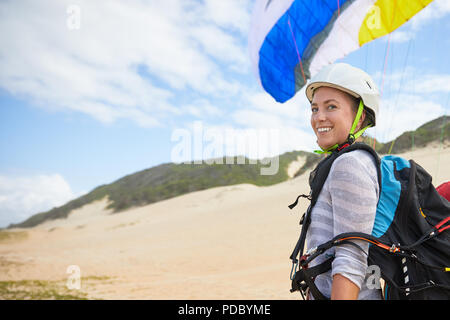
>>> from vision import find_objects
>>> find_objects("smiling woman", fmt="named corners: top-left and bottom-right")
top-left (296, 63), bottom-right (383, 300)
top-left (306, 63), bottom-right (378, 154)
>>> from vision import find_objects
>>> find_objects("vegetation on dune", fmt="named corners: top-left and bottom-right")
top-left (0, 279), bottom-right (89, 300)
top-left (365, 115), bottom-right (449, 155)
top-left (7, 116), bottom-right (448, 229)
top-left (8, 151), bottom-right (321, 229)
top-left (0, 276), bottom-right (112, 300)
top-left (0, 231), bottom-right (28, 243)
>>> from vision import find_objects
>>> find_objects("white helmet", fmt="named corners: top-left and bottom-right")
top-left (305, 63), bottom-right (379, 126)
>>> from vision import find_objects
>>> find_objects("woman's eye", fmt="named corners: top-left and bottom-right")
top-left (327, 104), bottom-right (337, 110)
top-left (311, 107), bottom-right (318, 113)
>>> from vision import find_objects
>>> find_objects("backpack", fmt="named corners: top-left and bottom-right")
top-left (289, 142), bottom-right (450, 300)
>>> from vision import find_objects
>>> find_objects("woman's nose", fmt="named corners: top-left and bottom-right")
top-left (313, 109), bottom-right (326, 122)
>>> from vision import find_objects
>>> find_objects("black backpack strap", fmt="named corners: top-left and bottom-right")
top-left (288, 143), bottom-right (381, 298)
top-left (289, 143), bottom-right (379, 262)
top-left (289, 204), bottom-right (312, 262)
top-left (291, 257), bottom-right (334, 300)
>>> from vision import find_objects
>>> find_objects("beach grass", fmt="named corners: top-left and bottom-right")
top-left (0, 279), bottom-right (89, 300)
top-left (0, 231), bottom-right (28, 243)
top-left (0, 276), bottom-right (112, 300)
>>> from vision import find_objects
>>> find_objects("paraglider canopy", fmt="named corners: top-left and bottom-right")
top-left (249, 0), bottom-right (434, 103)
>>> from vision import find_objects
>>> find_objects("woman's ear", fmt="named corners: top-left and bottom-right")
top-left (357, 109), bottom-right (366, 131)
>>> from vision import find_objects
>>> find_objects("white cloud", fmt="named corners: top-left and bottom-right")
top-left (371, 67), bottom-right (450, 103)
top-left (408, 0), bottom-right (450, 30)
top-left (228, 89), bottom-right (317, 153)
top-left (190, 24), bottom-right (249, 72)
top-left (180, 99), bottom-right (224, 118)
top-left (0, 0), bottom-right (251, 127)
top-left (2, 0), bottom-right (446, 157)
top-left (371, 93), bottom-right (445, 143)
top-left (238, 88), bottom-right (312, 126)
top-left (389, 30), bottom-right (414, 43)
top-left (0, 174), bottom-right (81, 228)
top-left (202, 0), bottom-right (252, 35)
top-left (413, 74), bottom-right (450, 94)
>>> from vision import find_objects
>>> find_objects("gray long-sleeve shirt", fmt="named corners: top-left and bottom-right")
top-left (306, 149), bottom-right (382, 300)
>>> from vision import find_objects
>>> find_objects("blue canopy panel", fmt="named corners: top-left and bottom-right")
top-left (258, 0), bottom-right (351, 103)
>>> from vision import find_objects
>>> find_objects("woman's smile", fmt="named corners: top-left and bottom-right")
top-left (316, 127), bottom-right (333, 133)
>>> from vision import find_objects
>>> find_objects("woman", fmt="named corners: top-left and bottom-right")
top-left (304, 63), bottom-right (381, 299)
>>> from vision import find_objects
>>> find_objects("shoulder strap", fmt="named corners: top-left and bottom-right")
top-left (289, 143), bottom-right (381, 297)
top-left (309, 143), bottom-right (380, 203)
top-left (290, 143), bottom-right (380, 259)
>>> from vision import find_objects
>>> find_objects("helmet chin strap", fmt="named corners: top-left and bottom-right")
top-left (314, 100), bottom-right (372, 155)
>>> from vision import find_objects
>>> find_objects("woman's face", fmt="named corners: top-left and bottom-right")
top-left (310, 86), bottom-right (363, 150)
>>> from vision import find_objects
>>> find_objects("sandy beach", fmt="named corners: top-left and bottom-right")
top-left (1, 142), bottom-right (449, 300)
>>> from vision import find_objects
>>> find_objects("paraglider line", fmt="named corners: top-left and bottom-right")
top-left (373, 33), bottom-right (392, 149)
top-left (287, 17), bottom-right (306, 85)
top-left (387, 38), bottom-right (413, 154)
top-left (380, 0), bottom-right (397, 98)
top-left (380, 34), bottom-right (391, 98)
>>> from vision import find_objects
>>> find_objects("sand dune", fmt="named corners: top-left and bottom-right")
top-left (1, 144), bottom-right (449, 299)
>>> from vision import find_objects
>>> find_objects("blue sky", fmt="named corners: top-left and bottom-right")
top-left (1, 0), bottom-right (449, 228)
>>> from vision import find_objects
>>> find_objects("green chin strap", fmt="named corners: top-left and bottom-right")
top-left (314, 99), bottom-right (372, 155)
